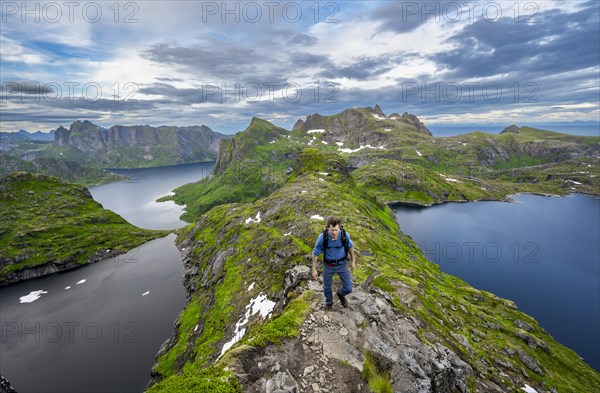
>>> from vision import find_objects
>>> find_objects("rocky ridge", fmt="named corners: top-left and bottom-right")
top-left (147, 150), bottom-right (599, 393)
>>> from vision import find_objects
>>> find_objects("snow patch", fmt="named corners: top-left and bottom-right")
top-left (142, 291), bottom-right (150, 296)
top-left (440, 174), bottom-right (461, 182)
top-left (248, 282), bottom-right (255, 291)
top-left (269, 140), bottom-right (276, 144)
top-left (301, 190), bottom-right (307, 193)
top-left (319, 178), bottom-right (325, 181)
top-left (76, 279), bottom-right (86, 285)
top-left (321, 141), bottom-right (328, 145)
top-left (566, 180), bottom-right (582, 185)
top-left (307, 129), bottom-right (326, 133)
top-left (310, 215), bottom-right (325, 220)
top-left (384, 127), bottom-right (392, 132)
top-left (415, 150), bottom-right (423, 156)
top-left (284, 232), bottom-right (292, 236)
top-left (521, 385), bottom-right (539, 393)
top-left (371, 113), bottom-right (387, 120)
top-left (336, 142), bottom-right (343, 146)
top-left (339, 145), bottom-right (386, 153)
top-left (318, 172), bottom-right (329, 176)
top-left (220, 293), bottom-right (276, 357)
top-left (20, 290), bottom-right (48, 303)
top-left (245, 212), bottom-right (261, 224)
top-left (65, 286), bottom-right (71, 290)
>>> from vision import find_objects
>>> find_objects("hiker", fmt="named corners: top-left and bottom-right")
top-left (311, 217), bottom-right (356, 310)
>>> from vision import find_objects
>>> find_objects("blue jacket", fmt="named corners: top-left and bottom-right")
top-left (313, 231), bottom-right (353, 260)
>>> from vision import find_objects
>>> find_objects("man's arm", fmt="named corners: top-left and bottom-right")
top-left (311, 233), bottom-right (323, 280)
top-left (349, 247), bottom-right (356, 271)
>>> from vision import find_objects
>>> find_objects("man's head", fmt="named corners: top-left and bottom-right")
top-left (327, 217), bottom-right (341, 240)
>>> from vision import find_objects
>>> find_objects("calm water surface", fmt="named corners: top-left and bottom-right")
top-left (0, 162), bottom-right (213, 392)
top-left (394, 193), bottom-right (600, 371)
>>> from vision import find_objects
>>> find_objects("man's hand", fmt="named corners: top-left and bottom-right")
top-left (350, 260), bottom-right (356, 271)
top-left (311, 266), bottom-right (318, 280)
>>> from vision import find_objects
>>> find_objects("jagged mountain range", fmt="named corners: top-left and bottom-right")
top-left (0, 129), bottom-right (55, 142)
top-left (166, 105), bottom-right (599, 220)
top-left (1, 121), bottom-right (229, 171)
top-left (53, 120), bottom-right (228, 166)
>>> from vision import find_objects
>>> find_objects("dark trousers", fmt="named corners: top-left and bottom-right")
top-left (323, 262), bottom-right (353, 305)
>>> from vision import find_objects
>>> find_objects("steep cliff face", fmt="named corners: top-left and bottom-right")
top-left (148, 150), bottom-right (599, 393)
top-left (213, 117), bottom-right (290, 175)
top-left (51, 121), bottom-right (228, 167)
top-left (67, 120), bottom-right (108, 151)
top-left (53, 125), bottom-right (71, 146)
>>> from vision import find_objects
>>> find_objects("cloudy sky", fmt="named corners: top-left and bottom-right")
top-left (1, 0), bottom-right (599, 134)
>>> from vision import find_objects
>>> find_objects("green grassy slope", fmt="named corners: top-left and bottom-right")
top-left (0, 172), bottom-right (169, 284)
top-left (148, 150), bottom-right (599, 392)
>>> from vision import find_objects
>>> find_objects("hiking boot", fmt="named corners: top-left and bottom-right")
top-left (324, 303), bottom-right (333, 311)
top-left (337, 293), bottom-right (348, 308)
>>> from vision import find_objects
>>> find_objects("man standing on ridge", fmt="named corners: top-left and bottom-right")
top-left (311, 217), bottom-right (356, 311)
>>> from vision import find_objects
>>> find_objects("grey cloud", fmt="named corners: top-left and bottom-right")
top-left (140, 42), bottom-right (262, 80)
top-left (372, 1), bottom-right (459, 34)
top-left (317, 55), bottom-right (396, 80)
top-left (287, 33), bottom-right (318, 46)
top-left (2, 81), bottom-right (55, 95)
top-left (432, 4), bottom-right (600, 78)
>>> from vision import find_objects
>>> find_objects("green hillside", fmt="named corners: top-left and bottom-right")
top-left (0, 172), bottom-right (169, 284)
top-left (148, 150), bottom-right (599, 393)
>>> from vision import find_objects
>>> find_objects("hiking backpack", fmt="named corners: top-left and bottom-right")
top-left (322, 226), bottom-right (349, 260)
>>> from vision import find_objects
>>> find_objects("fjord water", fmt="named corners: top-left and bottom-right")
top-left (394, 193), bottom-right (600, 371)
top-left (88, 162), bottom-right (214, 229)
top-left (0, 162), bottom-right (213, 392)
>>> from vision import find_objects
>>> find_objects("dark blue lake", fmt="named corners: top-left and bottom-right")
top-left (0, 163), bottom-right (213, 392)
top-left (393, 193), bottom-right (600, 371)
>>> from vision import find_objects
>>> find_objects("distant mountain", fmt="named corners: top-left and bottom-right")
top-left (50, 120), bottom-right (229, 167)
top-left (0, 129), bottom-right (55, 141)
top-left (0, 131), bottom-right (29, 142)
top-left (292, 105), bottom-right (432, 148)
top-left (500, 124), bottom-right (521, 134)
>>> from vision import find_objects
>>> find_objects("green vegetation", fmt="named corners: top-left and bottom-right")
top-left (352, 158), bottom-right (513, 205)
top-left (146, 366), bottom-right (242, 393)
top-left (150, 149), bottom-right (599, 392)
top-left (0, 172), bottom-right (169, 284)
top-left (0, 153), bottom-right (122, 186)
top-left (165, 118), bottom-right (299, 220)
top-left (167, 112), bottom-right (598, 221)
top-left (363, 352), bottom-right (393, 393)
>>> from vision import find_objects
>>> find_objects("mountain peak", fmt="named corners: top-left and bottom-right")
top-left (500, 124), bottom-right (521, 134)
top-left (371, 104), bottom-right (385, 117)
